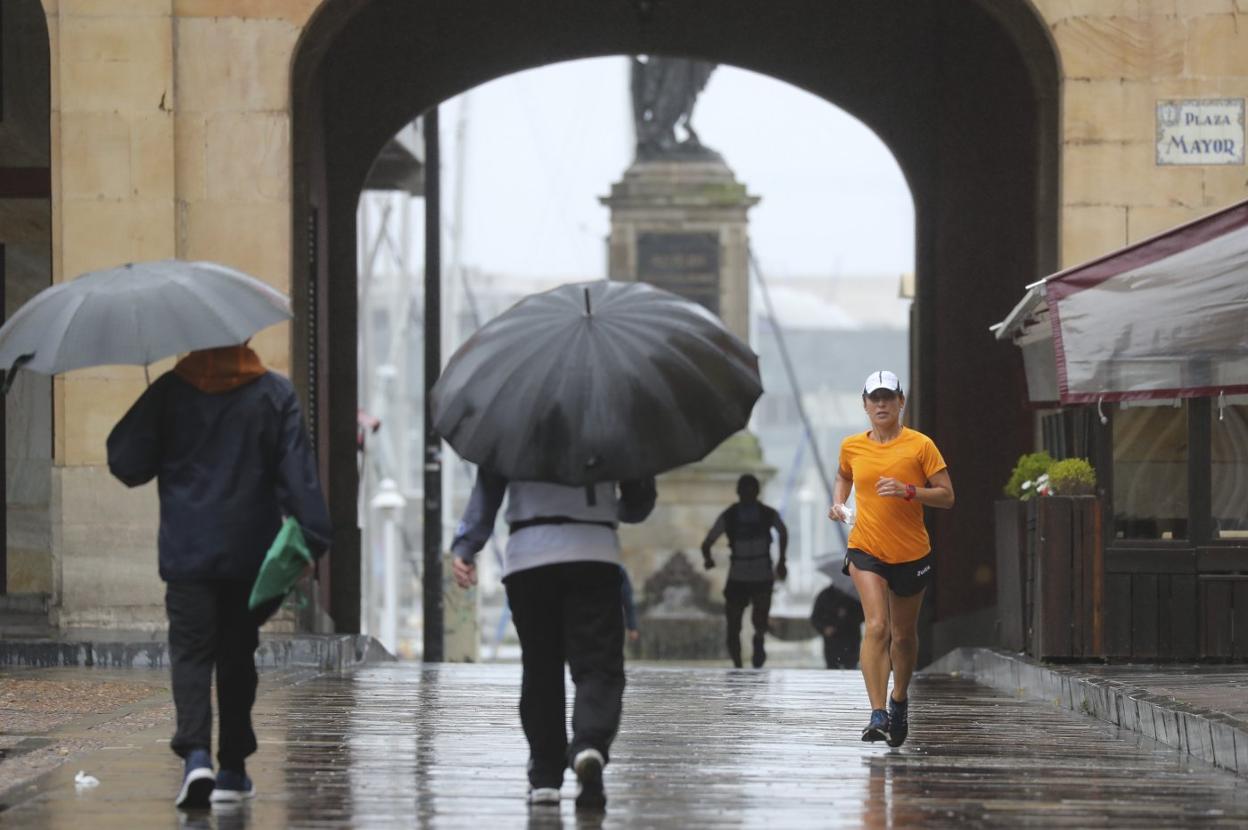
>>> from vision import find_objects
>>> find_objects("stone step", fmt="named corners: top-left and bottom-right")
top-left (0, 593), bottom-right (54, 639)
top-left (0, 592), bottom-right (50, 614)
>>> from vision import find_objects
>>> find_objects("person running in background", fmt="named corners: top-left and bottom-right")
top-left (829, 370), bottom-right (954, 748)
top-left (107, 343), bottom-right (331, 809)
top-left (701, 474), bottom-right (788, 668)
top-left (451, 474), bottom-right (656, 812)
top-left (810, 582), bottom-right (865, 669)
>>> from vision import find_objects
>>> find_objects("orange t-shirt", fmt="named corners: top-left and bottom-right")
top-left (837, 427), bottom-right (948, 564)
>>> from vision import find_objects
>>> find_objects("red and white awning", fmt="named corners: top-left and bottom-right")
top-left (996, 198), bottom-right (1248, 405)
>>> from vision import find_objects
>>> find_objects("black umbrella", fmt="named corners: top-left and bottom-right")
top-left (431, 280), bottom-right (762, 485)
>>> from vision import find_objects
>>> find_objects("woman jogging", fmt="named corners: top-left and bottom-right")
top-left (829, 370), bottom-right (954, 747)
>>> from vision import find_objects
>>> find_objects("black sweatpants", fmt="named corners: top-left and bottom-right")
top-left (724, 579), bottom-right (773, 668)
top-left (504, 562), bottom-right (625, 789)
top-left (165, 580), bottom-right (279, 770)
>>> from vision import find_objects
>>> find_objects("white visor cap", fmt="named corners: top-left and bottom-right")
top-left (863, 370), bottom-right (902, 395)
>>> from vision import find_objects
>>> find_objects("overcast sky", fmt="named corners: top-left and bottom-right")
top-left (433, 57), bottom-right (915, 283)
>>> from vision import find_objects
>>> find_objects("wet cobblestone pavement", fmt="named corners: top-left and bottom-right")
top-left (4, 664), bottom-right (1248, 828)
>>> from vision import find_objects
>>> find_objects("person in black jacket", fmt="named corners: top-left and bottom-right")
top-left (107, 343), bottom-right (330, 810)
top-left (701, 474), bottom-right (788, 668)
top-left (810, 583), bottom-right (865, 669)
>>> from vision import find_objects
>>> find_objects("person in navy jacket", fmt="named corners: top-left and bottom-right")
top-left (108, 342), bottom-right (330, 809)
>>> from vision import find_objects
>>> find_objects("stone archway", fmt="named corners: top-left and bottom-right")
top-left (0, 0), bottom-right (53, 600)
top-left (291, 0), bottom-right (1060, 646)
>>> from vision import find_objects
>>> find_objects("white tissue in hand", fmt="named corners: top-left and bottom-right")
top-left (74, 770), bottom-right (100, 789)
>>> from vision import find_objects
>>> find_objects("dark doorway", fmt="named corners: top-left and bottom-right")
top-left (290, 0), bottom-right (1061, 644)
top-left (0, 0), bottom-right (53, 598)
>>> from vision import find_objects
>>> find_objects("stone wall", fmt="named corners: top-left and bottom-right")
top-left (1033, 0), bottom-right (1248, 264)
top-left (38, 0), bottom-right (319, 628)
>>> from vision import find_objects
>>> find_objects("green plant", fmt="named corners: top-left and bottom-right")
top-left (1048, 457), bottom-right (1097, 496)
top-left (1004, 451), bottom-right (1054, 499)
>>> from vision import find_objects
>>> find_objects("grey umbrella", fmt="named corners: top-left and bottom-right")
top-left (0, 259), bottom-right (291, 387)
top-left (430, 279), bottom-right (763, 485)
top-left (815, 553), bottom-right (859, 598)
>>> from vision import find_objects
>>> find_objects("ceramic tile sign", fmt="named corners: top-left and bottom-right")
top-left (1156, 99), bottom-right (1245, 165)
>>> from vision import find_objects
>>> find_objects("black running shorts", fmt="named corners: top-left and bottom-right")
top-left (844, 548), bottom-right (933, 597)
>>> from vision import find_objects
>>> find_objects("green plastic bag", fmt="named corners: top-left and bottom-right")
top-left (249, 517), bottom-right (314, 611)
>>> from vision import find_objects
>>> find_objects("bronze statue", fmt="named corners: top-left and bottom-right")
top-left (630, 56), bottom-right (718, 160)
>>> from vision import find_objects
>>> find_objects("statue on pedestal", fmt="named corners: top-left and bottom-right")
top-left (631, 56), bottom-right (718, 160)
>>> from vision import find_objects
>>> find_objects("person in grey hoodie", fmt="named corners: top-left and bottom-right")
top-left (451, 471), bottom-right (656, 812)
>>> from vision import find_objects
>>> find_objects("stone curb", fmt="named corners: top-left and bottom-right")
top-left (0, 634), bottom-right (394, 672)
top-left (925, 647), bottom-right (1248, 778)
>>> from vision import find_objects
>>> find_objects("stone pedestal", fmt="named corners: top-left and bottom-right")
top-left (603, 158), bottom-right (773, 656)
top-left (600, 157), bottom-right (758, 342)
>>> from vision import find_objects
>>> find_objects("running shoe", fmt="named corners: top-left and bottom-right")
top-left (861, 708), bottom-right (891, 743)
top-left (887, 696), bottom-right (909, 747)
top-left (572, 748), bottom-right (606, 811)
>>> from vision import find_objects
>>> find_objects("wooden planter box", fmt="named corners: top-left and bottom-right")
top-left (993, 499), bottom-right (1028, 652)
top-left (995, 496), bottom-right (1104, 659)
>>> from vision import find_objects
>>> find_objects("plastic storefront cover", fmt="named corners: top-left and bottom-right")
top-left (1044, 198), bottom-right (1248, 404)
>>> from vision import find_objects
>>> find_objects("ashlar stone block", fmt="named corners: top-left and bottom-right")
top-left (62, 0), bottom-right (171, 16)
top-left (60, 198), bottom-right (175, 279)
top-left (204, 112), bottom-right (290, 202)
top-left (182, 199), bottom-right (290, 287)
top-left (174, 0), bottom-right (320, 25)
top-left (1058, 204), bottom-right (1127, 267)
top-left (1053, 15), bottom-right (1185, 80)
top-left (1126, 204), bottom-right (1202, 242)
top-left (59, 112), bottom-right (131, 200)
top-left (58, 375), bottom-right (147, 466)
top-left (1064, 140), bottom-right (1205, 207)
top-left (1184, 14), bottom-right (1248, 77)
top-left (175, 17), bottom-right (299, 113)
top-left (1035, 1), bottom-right (1179, 22)
top-left (1201, 168), bottom-right (1248, 208)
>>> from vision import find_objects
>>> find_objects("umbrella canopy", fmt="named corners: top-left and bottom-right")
top-left (0, 259), bottom-right (291, 378)
top-left (814, 554), bottom-right (859, 599)
top-left (431, 280), bottom-right (763, 485)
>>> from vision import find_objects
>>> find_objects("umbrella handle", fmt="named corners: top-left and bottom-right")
top-left (1, 352), bottom-right (35, 396)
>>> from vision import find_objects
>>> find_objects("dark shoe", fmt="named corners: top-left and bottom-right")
top-left (751, 638), bottom-right (767, 668)
top-left (887, 696), bottom-right (909, 747)
top-left (175, 749), bottom-right (215, 809)
top-left (210, 768), bottom-right (255, 803)
top-left (572, 748), bottom-right (606, 811)
top-left (861, 709), bottom-right (891, 743)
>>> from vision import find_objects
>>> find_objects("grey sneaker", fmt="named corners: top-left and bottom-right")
top-left (572, 748), bottom-right (606, 811)
top-left (527, 786), bottom-right (561, 805)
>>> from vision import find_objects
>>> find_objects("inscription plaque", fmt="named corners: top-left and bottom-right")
top-left (636, 232), bottom-right (720, 314)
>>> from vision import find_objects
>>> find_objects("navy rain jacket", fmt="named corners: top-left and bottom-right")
top-left (107, 371), bottom-right (332, 583)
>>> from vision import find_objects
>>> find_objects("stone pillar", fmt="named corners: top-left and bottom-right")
top-left (601, 158), bottom-right (774, 636)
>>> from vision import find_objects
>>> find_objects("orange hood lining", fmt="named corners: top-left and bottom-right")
top-left (173, 344), bottom-right (267, 393)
